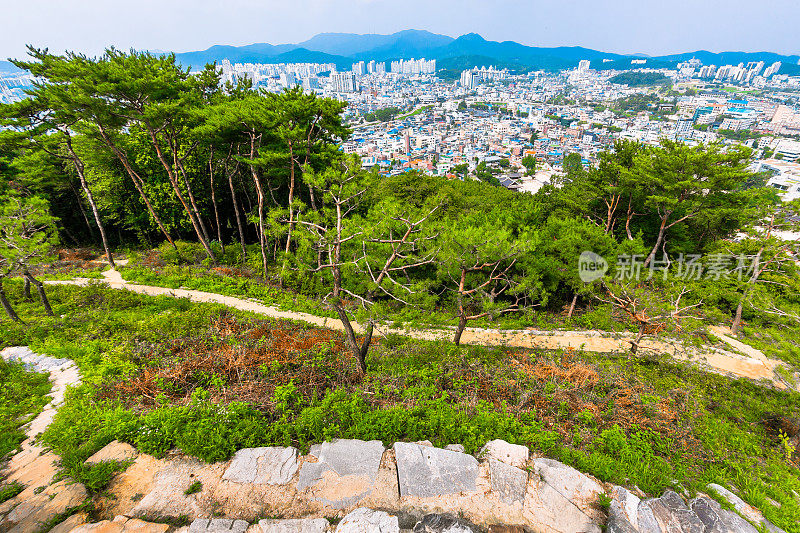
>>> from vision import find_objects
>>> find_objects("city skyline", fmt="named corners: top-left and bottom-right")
top-left (2, 0), bottom-right (799, 61)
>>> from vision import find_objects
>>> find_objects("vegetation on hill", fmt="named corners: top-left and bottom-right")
top-left (608, 71), bottom-right (672, 87)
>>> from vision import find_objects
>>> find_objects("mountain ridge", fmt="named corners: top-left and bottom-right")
top-left (172, 30), bottom-right (800, 75)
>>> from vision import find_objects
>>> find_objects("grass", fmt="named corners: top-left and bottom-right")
top-left (0, 357), bottom-right (51, 460)
top-left (1, 279), bottom-right (799, 530)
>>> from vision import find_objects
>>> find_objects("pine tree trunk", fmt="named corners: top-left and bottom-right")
top-left (96, 126), bottom-right (177, 252)
top-left (23, 277), bottom-right (32, 300)
top-left (453, 313), bottom-right (467, 346)
top-left (0, 278), bottom-right (22, 323)
top-left (208, 150), bottom-right (224, 253)
top-left (227, 162), bottom-right (247, 263)
top-left (334, 304), bottom-right (370, 374)
top-left (567, 293), bottom-right (578, 319)
top-left (644, 215), bottom-right (669, 268)
top-left (64, 136), bottom-right (116, 268)
top-left (25, 272), bottom-right (53, 317)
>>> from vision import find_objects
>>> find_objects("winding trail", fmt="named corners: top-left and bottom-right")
top-left (46, 264), bottom-right (798, 392)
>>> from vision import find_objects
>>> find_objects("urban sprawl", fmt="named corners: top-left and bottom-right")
top-left (3, 56), bottom-right (800, 201)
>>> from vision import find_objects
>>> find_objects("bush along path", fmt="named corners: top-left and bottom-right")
top-left (48, 265), bottom-right (798, 393)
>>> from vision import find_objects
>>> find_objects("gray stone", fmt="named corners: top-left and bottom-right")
top-left (707, 484), bottom-right (787, 533)
top-left (488, 458), bottom-right (527, 505)
top-left (647, 490), bottom-right (704, 533)
top-left (189, 518), bottom-right (249, 532)
top-left (393, 442), bottom-right (479, 498)
top-left (336, 508), bottom-right (399, 533)
top-left (609, 486), bottom-right (641, 530)
top-left (223, 447), bottom-right (299, 485)
top-left (444, 444), bottom-right (465, 453)
top-left (690, 496), bottom-right (759, 533)
top-left (478, 440), bottom-right (529, 468)
top-left (297, 439), bottom-right (384, 491)
top-left (258, 518), bottom-right (329, 533)
top-left (532, 458), bottom-right (603, 510)
top-left (636, 500), bottom-right (663, 533)
top-left (412, 513), bottom-right (474, 533)
top-left (606, 514), bottom-right (639, 533)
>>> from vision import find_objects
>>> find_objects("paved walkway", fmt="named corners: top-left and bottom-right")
top-left (46, 265), bottom-right (798, 391)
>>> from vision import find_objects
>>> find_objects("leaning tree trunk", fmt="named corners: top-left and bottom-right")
top-left (24, 272), bottom-right (53, 317)
top-left (334, 304), bottom-right (371, 374)
top-left (64, 136), bottom-right (116, 269)
top-left (0, 278), bottom-right (22, 323)
top-left (453, 313), bottom-right (467, 346)
top-left (567, 293), bottom-right (578, 319)
top-left (630, 325), bottom-right (646, 354)
top-left (23, 277), bottom-right (32, 300)
top-left (644, 214), bottom-right (670, 268)
top-left (96, 126), bottom-right (177, 252)
top-left (146, 131), bottom-right (216, 264)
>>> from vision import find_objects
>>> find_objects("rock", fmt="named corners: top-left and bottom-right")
top-left (85, 441), bottom-right (139, 466)
top-left (130, 458), bottom-right (206, 520)
top-left (690, 495), bottom-right (759, 533)
top-left (444, 444), bottom-right (465, 453)
top-left (646, 490), bottom-right (704, 533)
top-left (67, 517), bottom-right (170, 532)
top-left (336, 508), bottom-right (399, 533)
top-left (188, 518), bottom-right (249, 532)
top-left (393, 442), bottom-right (479, 498)
top-left (487, 527), bottom-right (526, 533)
top-left (222, 447), bottom-right (299, 485)
top-left (523, 478), bottom-right (602, 533)
top-left (412, 514), bottom-right (474, 532)
top-left (531, 458), bottom-right (603, 510)
top-left (635, 500), bottom-right (662, 533)
top-left (413, 440), bottom-right (434, 447)
top-left (47, 512), bottom-right (88, 533)
top-left (609, 486), bottom-right (641, 530)
top-left (257, 518), bottom-right (329, 533)
top-left (3, 480), bottom-right (87, 533)
top-left (488, 458), bottom-right (527, 505)
top-left (606, 514), bottom-right (639, 533)
top-left (478, 440), bottom-right (529, 468)
top-left (297, 440), bottom-right (384, 491)
top-left (707, 484), bottom-right (787, 533)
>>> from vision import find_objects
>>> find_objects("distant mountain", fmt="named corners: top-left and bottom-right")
top-left (173, 30), bottom-right (800, 74)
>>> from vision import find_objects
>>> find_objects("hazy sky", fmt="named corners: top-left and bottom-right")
top-left (2, 0), bottom-right (798, 60)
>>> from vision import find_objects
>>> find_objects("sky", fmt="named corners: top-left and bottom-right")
top-left (2, 0), bottom-right (798, 60)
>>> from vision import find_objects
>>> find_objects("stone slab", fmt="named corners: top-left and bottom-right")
top-left (297, 439), bottom-right (384, 491)
top-left (478, 440), bottom-right (529, 468)
top-left (257, 518), bottom-right (329, 533)
top-left (222, 447), bottom-right (299, 485)
top-left (488, 458), bottom-right (527, 505)
top-left (336, 508), bottom-right (399, 533)
top-left (393, 442), bottom-right (479, 498)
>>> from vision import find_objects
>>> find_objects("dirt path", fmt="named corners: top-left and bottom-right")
top-left (46, 265), bottom-right (798, 392)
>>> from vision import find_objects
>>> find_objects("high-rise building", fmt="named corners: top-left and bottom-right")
top-left (331, 72), bottom-right (357, 93)
top-left (390, 58), bottom-right (436, 74)
top-left (352, 61), bottom-right (366, 76)
top-left (577, 60), bottom-right (591, 73)
top-left (460, 70), bottom-right (476, 90)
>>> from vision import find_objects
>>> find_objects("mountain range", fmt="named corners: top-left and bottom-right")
top-left (173, 30), bottom-right (800, 75)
